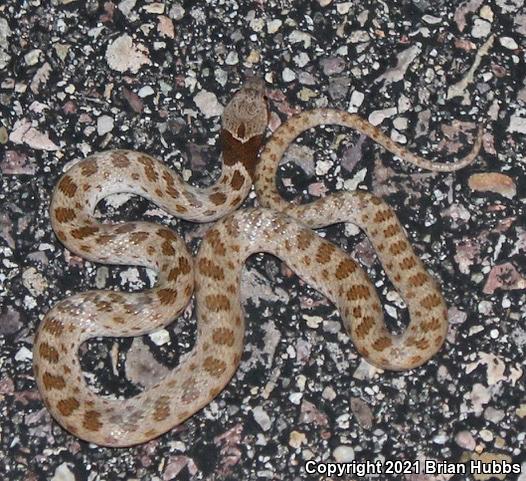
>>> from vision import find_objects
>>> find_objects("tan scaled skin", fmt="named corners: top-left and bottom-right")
top-left (34, 80), bottom-right (480, 447)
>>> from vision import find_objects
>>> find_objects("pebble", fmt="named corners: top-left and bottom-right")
top-left (0, 310), bottom-right (22, 336)
top-left (0, 49), bottom-right (10, 69)
top-left (467, 383), bottom-right (491, 415)
top-left (315, 159), bottom-right (333, 176)
top-left (393, 116), bottom-right (408, 130)
top-left (105, 34), bottom-right (151, 73)
top-left (432, 432), bottom-right (448, 444)
top-left (282, 67), bottom-right (296, 82)
top-left (422, 14), bottom-right (441, 24)
top-left (479, 429), bottom-right (494, 442)
top-left (9, 119), bottom-right (60, 151)
top-left (471, 19), bottom-right (491, 39)
top-left (349, 30), bottom-right (370, 43)
top-left (0, 126), bottom-right (7, 144)
top-left (246, 50), bottom-right (260, 64)
top-left (321, 386), bottom-right (336, 401)
top-left (348, 90), bottom-right (364, 113)
top-left (319, 57), bottom-right (346, 76)
top-left (138, 86), bottom-right (155, 97)
top-left (479, 5), bottom-right (494, 21)
top-left (484, 406), bottom-right (505, 424)
top-left (15, 346), bottom-right (33, 362)
top-left (97, 115), bottom-right (114, 135)
top-left (368, 107), bottom-right (397, 126)
top-left (455, 430), bottom-right (476, 450)
top-left (225, 51), bottom-right (238, 65)
top-left (499, 36), bottom-right (518, 50)
top-left (118, 0), bottom-right (136, 16)
top-left (24, 49), bottom-right (42, 66)
top-left (148, 329), bottom-right (170, 346)
top-left (289, 392), bottom-right (302, 404)
top-left (294, 52), bottom-right (309, 68)
top-left (333, 446), bottom-right (354, 462)
top-left (509, 110), bottom-right (526, 133)
top-left (22, 267), bottom-right (47, 296)
top-left (250, 17), bottom-right (264, 32)
top-left (0, 16), bottom-right (11, 44)
top-left (350, 397), bottom-right (374, 429)
top-left (252, 406), bottom-right (272, 431)
top-left (298, 71), bottom-right (316, 85)
top-left (51, 463), bottom-right (75, 481)
top-left (267, 19), bottom-right (282, 34)
top-left (298, 87), bottom-right (316, 101)
top-left (289, 30), bottom-right (312, 48)
top-left (193, 90), bottom-right (222, 118)
top-left (336, 2), bottom-right (351, 14)
top-left (143, 2), bottom-right (164, 14)
top-left (157, 16), bottom-right (175, 39)
top-left (289, 430), bottom-right (307, 448)
top-left (169, 4), bottom-right (185, 20)
top-left (468, 173), bottom-right (516, 199)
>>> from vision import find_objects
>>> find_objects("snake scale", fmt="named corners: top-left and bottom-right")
top-left (33, 79), bottom-right (482, 446)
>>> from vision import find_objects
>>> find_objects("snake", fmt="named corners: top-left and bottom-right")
top-left (33, 79), bottom-right (483, 447)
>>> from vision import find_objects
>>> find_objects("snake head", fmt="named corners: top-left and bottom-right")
top-left (222, 77), bottom-right (268, 143)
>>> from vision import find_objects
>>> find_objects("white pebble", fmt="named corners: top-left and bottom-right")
top-left (97, 115), bottom-right (114, 135)
top-left (349, 30), bottom-right (370, 43)
top-left (368, 107), bottom-right (397, 126)
top-left (347, 90), bottom-right (364, 113)
top-left (24, 49), bottom-right (42, 66)
top-left (479, 5), bottom-right (494, 21)
top-left (289, 392), bottom-right (303, 404)
top-left (289, 30), bottom-right (312, 48)
top-left (500, 36), bottom-right (519, 50)
top-left (422, 14), bottom-right (441, 24)
top-left (267, 19), bottom-right (282, 33)
top-left (118, 0), bottom-right (136, 16)
top-left (138, 86), bottom-right (154, 97)
top-left (15, 346), bottom-right (33, 362)
top-left (293, 52), bottom-right (310, 67)
top-left (509, 110), bottom-right (526, 134)
top-left (105, 33), bottom-right (151, 73)
top-left (471, 19), bottom-right (491, 39)
top-left (149, 329), bottom-right (170, 346)
top-left (322, 386), bottom-right (337, 400)
top-left (393, 116), bottom-right (408, 130)
top-left (315, 159), bottom-right (333, 176)
top-left (390, 129), bottom-right (407, 144)
top-left (282, 67), bottom-right (296, 82)
top-left (51, 463), bottom-right (75, 481)
top-left (455, 430), bottom-right (476, 450)
top-left (143, 2), bottom-right (164, 13)
top-left (250, 17), bottom-right (265, 32)
top-left (333, 446), bottom-right (355, 462)
top-left (225, 51), bottom-right (239, 65)
top-left (252, 406), bottom-right (272, 431)
top-left (194, 90), bottom-right (222, 118)
top-left (479, 429), bottom-right (494, 442)
top-left (433, 432), bottom-right (448, 444)
top-left (336, 2), bottom-right (351, 14)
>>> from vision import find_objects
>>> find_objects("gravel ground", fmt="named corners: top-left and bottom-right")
top-left (0, 1), bottom-right (525, 480)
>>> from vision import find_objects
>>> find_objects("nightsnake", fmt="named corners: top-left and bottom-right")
top-left (34, 79), bottom-right (482, 446)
